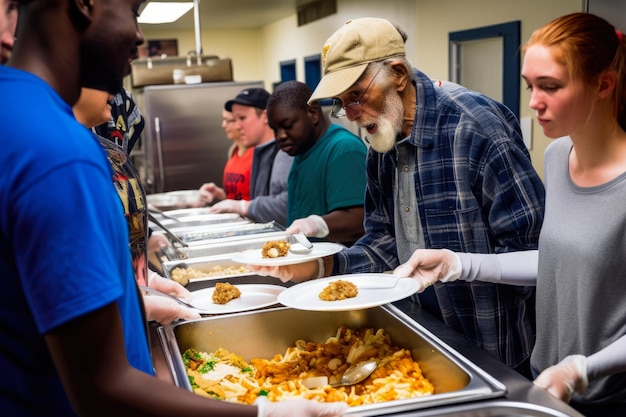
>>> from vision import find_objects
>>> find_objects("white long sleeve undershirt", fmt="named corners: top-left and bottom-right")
top-left (457, 250), bottom-right (538, 286)
top-left (455, 250), bottom-right (626, 383)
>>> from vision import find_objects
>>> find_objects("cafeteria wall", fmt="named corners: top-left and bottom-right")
top-left (139, 0), bottom-right (583, 179)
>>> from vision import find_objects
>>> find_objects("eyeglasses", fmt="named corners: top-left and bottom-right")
top-left (330, 65), bottom-right (384, 119)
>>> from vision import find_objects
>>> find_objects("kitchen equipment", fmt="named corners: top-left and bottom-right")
top-left (139, 81), bottom-right (264, 193)
top-left (158, 305), bottom-right (506, 416)
top-left (148, 207), bottom-right (180, 223)
top-left (149, 216), bottom-right (248, 230)
top-left (147, 213), bottom-right (188, 248)
top-left (396, 400), bottom-right (578, 417)
top-left (146, 190), bottom-right (203, 211)
top-left (163, 254), bottom-right (255, 283)
top-left (169, 232), bottom-right (290, 259)
top-left (289, 233), bottom-right (314, 254)
top-left (332, 359), bottom-right (378, 387)
top-left (179, 221), bottom-right (282, 245)
top-left (301, 359), bottom-right (378, 389)
top-left (130, 55), bottom-right (233, 88)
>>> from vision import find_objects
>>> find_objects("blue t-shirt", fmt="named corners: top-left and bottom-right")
top-left (286, 123), bottom-right (367, 225)
top-left (0, 67), bottom-right (153, 416)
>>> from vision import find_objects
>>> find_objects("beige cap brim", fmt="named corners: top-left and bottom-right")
top-left (308, 62), bottom-right (369, 104)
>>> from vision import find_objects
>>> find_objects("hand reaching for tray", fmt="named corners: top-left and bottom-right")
top-left (249, 259), bottom-right (321, 283)
top-left (143, 271), bottom-right (201, 324)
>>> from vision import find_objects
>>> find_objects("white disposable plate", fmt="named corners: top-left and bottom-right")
top-left (277, 274), bottom-right (419, 311)
top-left (230, 242), bottom-right (344, 266)
top-left (190, 284), bottom-right (285, 314)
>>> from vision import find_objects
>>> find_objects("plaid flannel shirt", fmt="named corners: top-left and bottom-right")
top-left (334, 70), bottom-right (545, 368)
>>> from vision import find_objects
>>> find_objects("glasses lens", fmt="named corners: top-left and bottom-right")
top-left (330, 99), bottom-right (346, 118)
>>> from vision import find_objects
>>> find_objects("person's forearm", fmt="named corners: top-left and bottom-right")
top-left (323, 208), bottom-right (365, 243)
top-left (46, 303), bottom-right (257, 417)
top-left (586, 335), bottom-right (626, 380)
top-left (457, 250), bottom-right (538, 286)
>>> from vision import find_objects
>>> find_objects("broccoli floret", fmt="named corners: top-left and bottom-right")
top-left (197, 359), bottom-right (216, 374)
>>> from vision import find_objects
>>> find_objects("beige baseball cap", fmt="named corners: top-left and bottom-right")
top-left (309, 17), bottom-right (406, 103)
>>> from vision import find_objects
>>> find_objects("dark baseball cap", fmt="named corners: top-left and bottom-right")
top-left (225, 88), bottom-right (270, 111)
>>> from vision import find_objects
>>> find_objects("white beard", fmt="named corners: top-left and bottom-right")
top-left (365, 92), bottom-right (404, 153)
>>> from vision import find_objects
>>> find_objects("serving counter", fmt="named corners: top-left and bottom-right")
top-left (146, 208), bottom-right (582, 416)
top-left (148, 288), bottom-right (583, 417)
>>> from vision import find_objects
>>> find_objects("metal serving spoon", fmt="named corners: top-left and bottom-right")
top-left (289, 233), bottom-right (314, 255)
top-left (148, 206), bottom-right (181, 223)
top-left (302, 359), bottom-right (378, 389)
top-left (147, 212), bottom-right (189, 248)
top-left (332, 360), bottom-right (378, 387)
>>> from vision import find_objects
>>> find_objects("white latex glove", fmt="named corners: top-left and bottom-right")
top-left (142, 296), bottom-right (201, 325)
top-left (255, 396), bottom-right (348, 417)
top-left (209, 199), bottom-right (249, 216)
top-left (144, 272), bottom-right (201, 324)
top-left (148, 233), bottom-right (171, 254)
top-left (393, 249), bottom-right (461, 292)
top-left (286, 214), bottom-right (329, 238)
top-left (534, 355), bottom-right (588, 403)
top-left (198, 182), bottom-right (226, 204)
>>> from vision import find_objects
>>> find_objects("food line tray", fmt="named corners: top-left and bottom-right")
top-left (160, 233), bottom-right (305, 282)
top-left (161, 232), bottom-right (300, 262)
top-left (158, 305), bottom-right (506, 416)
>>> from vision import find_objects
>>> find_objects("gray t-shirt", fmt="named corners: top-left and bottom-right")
top-left (532, 136), bottom-right (626, 403)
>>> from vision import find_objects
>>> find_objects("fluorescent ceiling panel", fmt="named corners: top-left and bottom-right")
top-left (138, 2), bottom-right (194, 24)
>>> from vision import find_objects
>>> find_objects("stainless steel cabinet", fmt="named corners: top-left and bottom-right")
top-left (140, 81), bottom-right (263, 193)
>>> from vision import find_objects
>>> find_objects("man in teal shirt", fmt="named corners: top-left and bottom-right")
top-left (267, 81), bottom-right (367, 246)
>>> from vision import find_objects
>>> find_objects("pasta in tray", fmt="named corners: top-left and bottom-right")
top-left (182, 326), bottom-right (435, 406)
top-left (170, 265), bottom-right (250, 284)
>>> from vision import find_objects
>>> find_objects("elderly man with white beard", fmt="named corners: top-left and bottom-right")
top-left (251, 17), bottom-right (545, 380)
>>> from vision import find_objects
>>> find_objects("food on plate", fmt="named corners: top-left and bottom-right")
top-left (211, 282), bottom-right (242, 304)
top-left (319, 280), bottom-right (358, 301)
top-left (261, 239), bottom-right (290, 258)
top-left (182, 326), bottom-right (434, 406)
top-left (170, 265), bottom-right (250, 286)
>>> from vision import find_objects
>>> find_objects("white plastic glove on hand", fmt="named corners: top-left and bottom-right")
top-left (255, 396), bottom-right (348, 417)
top-left (286, 214), bottom-right (329, 238)
top-left (208, 199), bottom-right (249, 216)
top-left (393, 249), bottom-right (461, 292)
top-left (144, 271), bottom-right (201, 324)
top-left (534, 354), bottom-right (588, 403)
top-left (198, 182), bottom-right (226, 204)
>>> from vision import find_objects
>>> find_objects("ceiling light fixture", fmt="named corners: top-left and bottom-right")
top-left (138, 2), bottom-right (194, 24)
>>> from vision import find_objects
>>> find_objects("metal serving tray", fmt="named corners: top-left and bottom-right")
top-left (166, 232), bottom-right (295, 260)
top-left (150, 214), bottom-right (248, 230)
top-left (150, 220), bottom-right (252, 234)
top-left (158, 305), bottom-right (506, 416)
top-left (146, 190), bottom-right (203, 211)
top-left (162, 253), bottom-right (256, 282)
top-left (392, 400), bottom-right (579, 417)
top-left (176, 221), bottom-right (283, 245)
top-left (155, 208), bottom-right (242, 220)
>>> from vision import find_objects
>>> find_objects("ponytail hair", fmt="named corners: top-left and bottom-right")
top-left (524, 13), bottom-right (626, 131)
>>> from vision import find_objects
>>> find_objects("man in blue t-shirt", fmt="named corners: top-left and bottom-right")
top-left (0, 1), bottom-right (346, 417)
